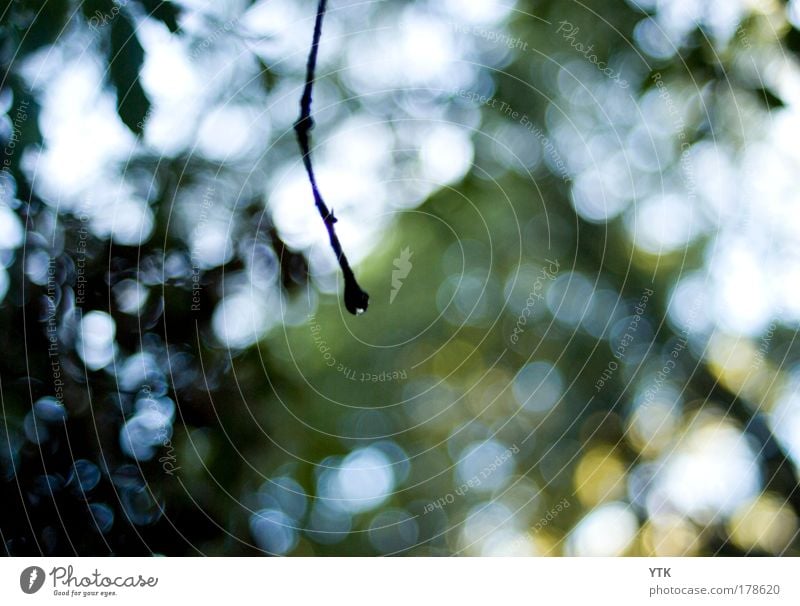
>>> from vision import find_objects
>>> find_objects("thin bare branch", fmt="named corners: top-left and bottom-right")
top-left (294, 0), bottom-right (369, 315)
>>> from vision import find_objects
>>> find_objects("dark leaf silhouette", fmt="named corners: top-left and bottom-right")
top-left (139, 0), bottom-right (181, 33)
top-left (109, 13), bottom-right (150, 135)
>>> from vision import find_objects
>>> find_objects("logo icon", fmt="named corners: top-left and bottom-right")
top-left (390, 247), bottom-right (413, 304)
top-left (20, 566), bottom-right (45, 594)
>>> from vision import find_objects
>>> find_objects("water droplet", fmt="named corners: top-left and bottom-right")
top-left (120, 486), bottom-right (163, 526)
top-left (23, 412), bottom-right (49, 444)
top-left (31, 474), bottom-right (65, 496)
top-left (89, 503), bottom-right (115, 534)
top-left (67, 459), bottom-right (101, 494)
top-left (250, 509), bottom-right (298, 554)
top-left (33, 396), bottom-right (68, 423)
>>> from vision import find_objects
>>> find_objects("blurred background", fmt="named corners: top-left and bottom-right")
top-left (2, 0), bottom-right (800, 556)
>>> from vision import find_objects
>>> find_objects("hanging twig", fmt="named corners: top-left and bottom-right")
top-left (294, 0), bottom-right (369, 315)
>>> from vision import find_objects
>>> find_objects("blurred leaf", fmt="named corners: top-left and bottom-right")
top-left (109, 13), bottom-right (150, 135)
top-left (784, 25), bottom-right (800, 56)
top-left (268, 227), bottom-right (309, 289)
top-left (752, 86), bottom-right (785, 110)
